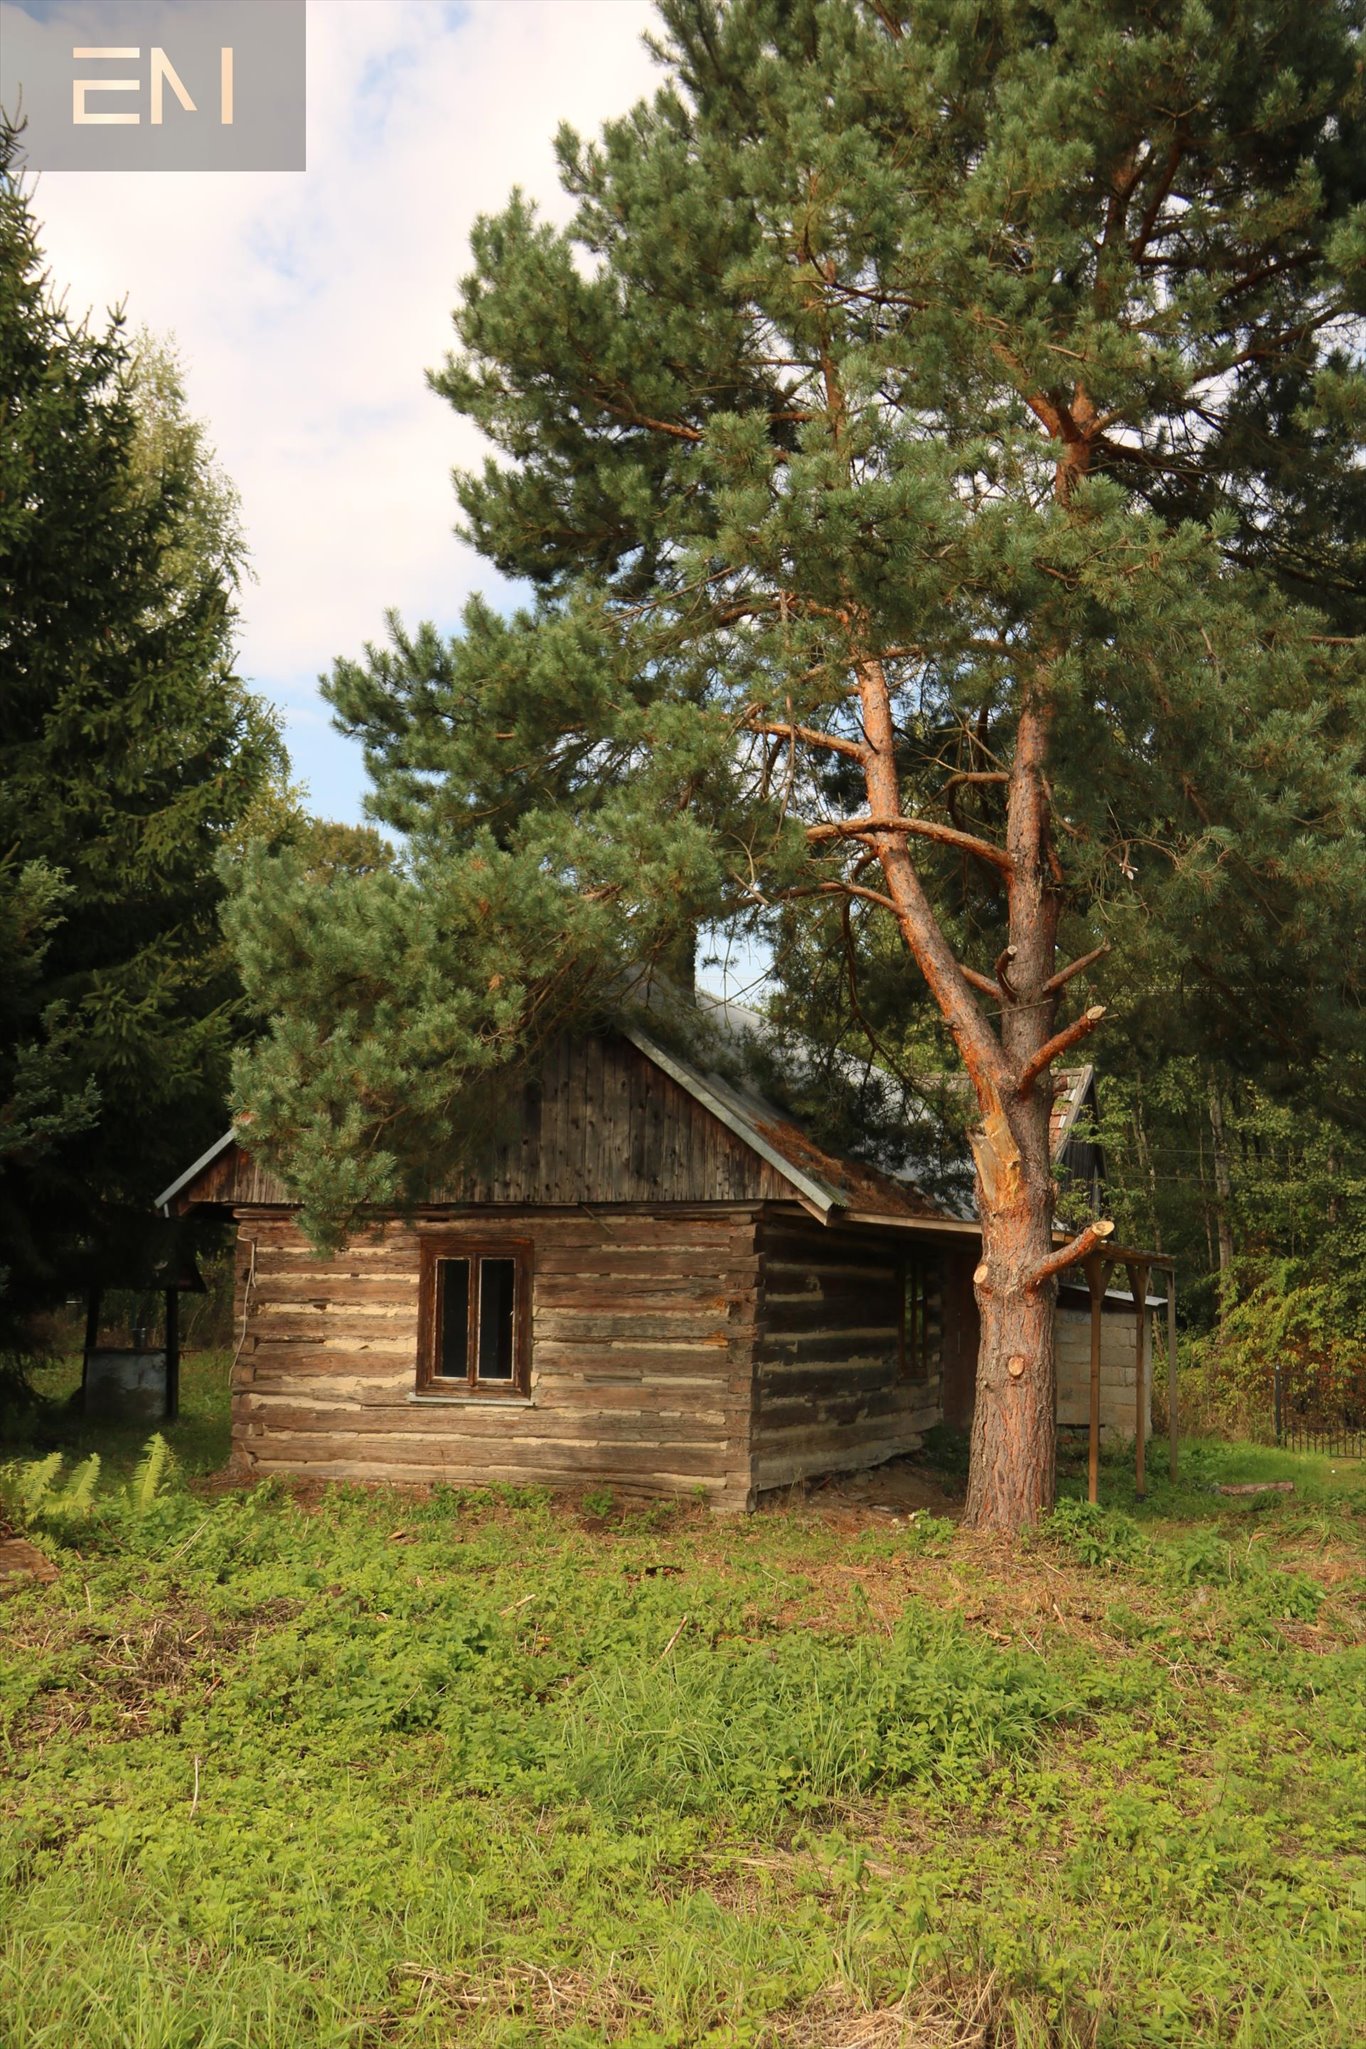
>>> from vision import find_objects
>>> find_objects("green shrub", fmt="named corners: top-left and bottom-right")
top-left (1184, 1274), bottom-right (1366, 1440)
top-left (1038, 1498), bottom-right (1144, 1572)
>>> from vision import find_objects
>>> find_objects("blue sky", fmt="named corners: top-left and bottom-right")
top-left (16, 0), bottom-right (660, 822)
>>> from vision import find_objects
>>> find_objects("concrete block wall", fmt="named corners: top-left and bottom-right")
top-left (1055, 1303), bottom-right (1151, 1440)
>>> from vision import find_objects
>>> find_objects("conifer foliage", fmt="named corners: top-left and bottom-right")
top-left (231, 2), bottom-right (1366, 1530)
top-left (0, 126), bottom-right (283, 1352)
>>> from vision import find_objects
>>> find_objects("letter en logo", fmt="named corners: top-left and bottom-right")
top-left (149, 49), bottom-right (195, 124)
top-left (71, 47), bottom-right (235, 127)
top-left (72, 48), bottom-right (139, 124)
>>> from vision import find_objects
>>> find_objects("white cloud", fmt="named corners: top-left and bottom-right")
top-left (23, 0), bottom-right (662, 818)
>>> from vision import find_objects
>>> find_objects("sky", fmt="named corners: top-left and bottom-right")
top-left (18, 0), bottom-right (662, 824)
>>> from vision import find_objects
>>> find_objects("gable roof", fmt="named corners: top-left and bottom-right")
top-left (621, 1024), bottom-right (952, 1226)
top-left (1050, 1065), bottom-right (1096, 1157)
top-left (154, 985), bottom-right (1108, 1249)
top-left (157, 1023), bottom-right (957, 1228)
top-left (691, 989), bottom-right (1092, 1159)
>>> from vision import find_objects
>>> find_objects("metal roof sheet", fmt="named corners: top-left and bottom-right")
top-left (154, 1130), bottom-right (237, 1213)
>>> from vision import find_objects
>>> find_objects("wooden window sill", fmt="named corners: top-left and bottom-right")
top-left (408, 1390), bottom-right (535, 1407)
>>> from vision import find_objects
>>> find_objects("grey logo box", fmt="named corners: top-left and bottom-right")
top-left (1, 0), bottom-right (305, 171)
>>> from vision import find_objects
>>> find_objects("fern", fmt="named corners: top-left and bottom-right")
top-left (126, 1434), bottom-right (175, 1514)
top-left (64, 1455), bottom-right (102, 1517)
top-left (3, 1434), bottom-right (178, 1531)
top-left (4, 1450), bottom-right (102, 1525)
top-left (15, 1452), bottom-right (65, 1520)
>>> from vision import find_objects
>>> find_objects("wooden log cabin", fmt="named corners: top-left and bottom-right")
top-left (159, 1020), bottom-right (1160, 1510)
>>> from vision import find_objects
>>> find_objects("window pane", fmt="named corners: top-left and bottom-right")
top-left (436, 1259), bottom-right (470, 1380)
top-left (477, 1258), bottom-right (517, 1381)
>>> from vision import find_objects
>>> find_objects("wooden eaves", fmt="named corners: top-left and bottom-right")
top-left (154, 1130), bottom-right (237, 1215)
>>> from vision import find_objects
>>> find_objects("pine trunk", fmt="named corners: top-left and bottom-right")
top-left (963, 1107), bottom-right (1059, 1529)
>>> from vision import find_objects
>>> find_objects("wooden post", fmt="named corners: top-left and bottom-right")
top-left (1084, 1255), bottom-right (1113, 1505)
top-left (1167, 1271), bottom-right (1179, 1482)
top-left (1126, 1262), bottom-right (1150, 1501)
top-left (164, 1287), bottom-right (179, 1424)
top-left (81, 1288), bottom-right (102, 1414)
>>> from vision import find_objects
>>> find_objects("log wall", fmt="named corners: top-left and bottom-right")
top-left (750, 1215), bottom-right (942, 1493)
top-left (223, 1202), bottom-right (1152, 1507)
top-left (229, 1206), bottom-right (761, 1510)
top-left (937, 1247), bottom-right (981, 1432)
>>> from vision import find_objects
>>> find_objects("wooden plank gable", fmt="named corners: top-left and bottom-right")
top-left (170, 1031), bottom-right (797, 1214)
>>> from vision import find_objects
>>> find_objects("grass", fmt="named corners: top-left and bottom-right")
top-left (6, 1345), bottom-right (235, 1480)
top-left (1, 1371), bottom-right (1363, 2047)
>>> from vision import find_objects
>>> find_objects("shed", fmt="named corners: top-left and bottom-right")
top-left (160, 1019), bottom-right (1164, 1509)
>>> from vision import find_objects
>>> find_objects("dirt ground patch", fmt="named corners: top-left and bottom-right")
top-left (761, 1455), bottom-right (966, 1529)
top-left (772, 1974), bottom-right (1047, 2048)
top-left (6, 1594), bottom-right (305, 1751)
top-left (0, 1537), bottom-right (59, 1593)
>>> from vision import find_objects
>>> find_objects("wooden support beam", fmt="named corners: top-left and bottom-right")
top-left (164, 1287), bottom-right (180, 1425)
top-left (1167, 1272), bottom-right (1179, 1483)
top-left (1126, 1261), bottom-right (1149, 1501)
top-left (1084, 1255), bottom-right (1115, 1506)
top-left (82, 1288), bottom-right (101, 1415)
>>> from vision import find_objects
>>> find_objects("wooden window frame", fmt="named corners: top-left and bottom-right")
top-left (416, 1237), bottom-right (532, 1399)
top-left (899, 1251), bottom-right (932, 1384)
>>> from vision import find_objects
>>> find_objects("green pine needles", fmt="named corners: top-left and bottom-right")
top-left (0, 122), bottom-right (286, 1355)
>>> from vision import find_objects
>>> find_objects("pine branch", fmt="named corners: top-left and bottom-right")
top-left (807, 815), bottom-right (1013, 874)
top-left (1017, 1004), bottom-right (1107, 1095)
top-left (1128, 141), bottom-right (1184, 262)
top-left (768, 879), bottom-right (901, 915)
top-left (959, 964), bottom-right (1005, 1003)
top-left (1042, 942), bottom-right (1110, 996)
top-left (744, 716), bottom-right (867, 763)
top-left (941, 770), bottom-right (1009, 797)
top-left (1030, 1219), bottom-right (1115, 1289)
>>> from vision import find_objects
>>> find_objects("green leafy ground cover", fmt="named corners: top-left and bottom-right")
top-left (2, 1370), bottom-right (1364, 2047)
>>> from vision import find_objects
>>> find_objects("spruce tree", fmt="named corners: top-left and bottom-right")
top-left (231, 0), bottom-right (1366, 1531)
top-left (0, 127), bottom-right (283, 1353)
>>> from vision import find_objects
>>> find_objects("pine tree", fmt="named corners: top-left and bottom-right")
top-left (231, 1), bottom-right (1366, 1531)
top-left (0, 125), bottom-right (284, 1352)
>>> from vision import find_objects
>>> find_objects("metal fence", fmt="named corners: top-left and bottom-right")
top-left (1273, 1364), bottom-right (1366, 1458)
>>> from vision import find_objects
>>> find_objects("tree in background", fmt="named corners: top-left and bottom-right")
top-left (229, 0), bottom-right (1366, 1532)
top-left (0, 125), bottom-right (284, 1362)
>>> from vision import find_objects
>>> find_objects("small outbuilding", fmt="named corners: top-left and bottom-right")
top-left (160, 1013), bottom-right (1167, 1510)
